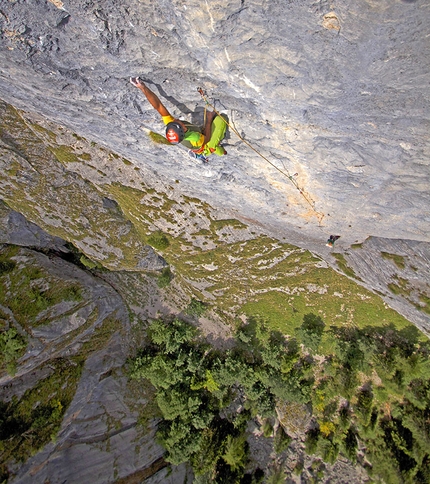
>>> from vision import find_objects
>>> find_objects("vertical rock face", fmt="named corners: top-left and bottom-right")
top-left (0, 201), bottom-right (68, 251)
top-left (0, 243), bottom-right (181, 484)
top-left (0, 0), bottom-right (429, 245)
top-left (1, 3), bottom-right (430, 482)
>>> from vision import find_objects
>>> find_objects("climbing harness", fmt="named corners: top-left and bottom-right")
top-left (197, 88), bottom-right (325, 225)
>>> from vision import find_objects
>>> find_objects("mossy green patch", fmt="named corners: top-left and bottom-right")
top-left (184, 196), bottom-right (201, 204)
top-left (103, 183), bottom-right (151, 239)
top-left (162, 198), bottom-right (176, 213)
top-left (418, 293), bottom-right (430, 314)
top-left (332, 253), bottom-right (361, 280)
top-left (147, 230), bottom-right (170, 250)
top-left (210, 219), bottom-right (248, 231)
top-left (148, 131), bottom-right (171, 145)
top-left (5, 165), bottom-right (19, 177)
top-left (381, 252), bottom-right (406, 270)
top-left (78, 153), bottom-right (92, 161)
top-left (49, 145), bottom-right (81, 164)
top-left (194, 229), bottom-right (212, 236)
top-left (388, 275), bottom-right (411, 297)
top-left (31, 123), bottom-right (57, 142)
top-left (80, 254), bottom-right (102, 270)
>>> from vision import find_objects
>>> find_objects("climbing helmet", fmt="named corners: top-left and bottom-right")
top-left (165, 122), bottom-right (185, 144)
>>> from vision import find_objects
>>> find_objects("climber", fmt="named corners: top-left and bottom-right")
top-left (326, 235), bottom-right (340, 248)
top-left (130, 77), bottom-right (227, 161)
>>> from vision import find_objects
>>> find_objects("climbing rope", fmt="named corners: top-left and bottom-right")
top-left (197, 88), bottom-right (325, 225)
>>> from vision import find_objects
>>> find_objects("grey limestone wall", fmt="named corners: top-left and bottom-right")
top-left (0, 0), bottom-right (429, 248)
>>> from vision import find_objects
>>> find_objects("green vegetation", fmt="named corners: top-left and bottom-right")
top-left (0, 328), bottom-right (26, 376)
top-left (381, 251), bottom-right (406, 270)
top-left (130, 315), bottom-right (430, 483)
top-left (418, 293), bottom-right (430, 315)
top-left (0, 105), bottom-right (161, 271)
top-left (296, 313), bottom-right (325, 352)
top-left (147, 230), bottom-right (170, 250)
top-left (0, 260), bottom-right (16, 276)
top-left (0, 247), bottom-right (83, 329)
top-left (0, 357), bottom-right (84, 476)
top-left (78, 152), bottom-right (91, 161)
top-left (387, 275), bottom-right (430, 315)
top-left (388, 276), bottom-right (411, 297)
top-left (6, 102), bottom-right (419, 334)
top-left (79, 313), bottom-right (123, 355)
top-left (185, 298), bottom-right (207, 318)
top-left (142, 229), bottom-right (411, 335)
top-left (31, 123), bottom-right (57, 141)
top-left (210, 219), bottom-right (248, 231)
top-left (79, 254), bottom-right (102, 270)
top-left (266, 467), bottom-right (285, 484)
top-left (157, 267), bottom-right (173, 288)
top-left (308, 321), bottom-right (430, 483)
top-left (332, 252), bottom-right (361, 280)
top-left (130, 318), bottom-right (285, 481)
top-left (383, 263), bottom-right (430, 315)
top-left (148, 131), bottom-right (171, 145)
top-left (49, 145), bottom-right (81, 164)
top-left (112, 212), bottom-right (410, 347)
top-left (274, 426), bottom-right (291, 454)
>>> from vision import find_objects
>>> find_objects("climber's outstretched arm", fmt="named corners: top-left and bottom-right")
top-left (130, 77), bottom-right (171, 118)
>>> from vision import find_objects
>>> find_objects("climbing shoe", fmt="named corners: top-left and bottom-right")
top-left (188, 150), bottom-right (208, 163)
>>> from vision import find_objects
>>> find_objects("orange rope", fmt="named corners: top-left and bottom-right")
top-left (197, 88), bottom-right (325, 225)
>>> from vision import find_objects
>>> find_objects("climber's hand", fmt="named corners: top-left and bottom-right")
top-left (130, 77), bottom-right (144, 88)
